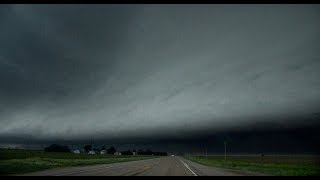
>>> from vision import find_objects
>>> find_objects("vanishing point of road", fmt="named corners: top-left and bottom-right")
top-left (21, 156), bottom-right (267, 176)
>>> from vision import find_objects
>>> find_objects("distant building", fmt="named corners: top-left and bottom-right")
top-left (114, 152), bottom-right (122, 155)
top-left (72, 149), bottom-right (81, 154)
top-left (88, 150), bottom-right (96, 155)
top-left (100, 150), bottom-right (107, 155)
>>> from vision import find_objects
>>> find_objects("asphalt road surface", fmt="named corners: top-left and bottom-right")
top-left (21, 156), bottom-right (268, 176)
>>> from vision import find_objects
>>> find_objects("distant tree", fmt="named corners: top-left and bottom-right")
top-left (93, 148), bottom-right (100, 152)
top-left (145, 149), bottom-right (153, 155)
top-left (153, 152), bottom-right (168, 156)
top-left (135, 149), bottom-right (167, 156)
top-left (44, 144), bottom-right (70, 153)
top-left (84, 145), bottom-right (92, 153)
top-left (107, 146), bottom-right (116, 155)
top-left (122, 149), bottom-right (133, 155)
top-left (137, 149), bottom-right (144, 155)
top-left (101, 146), bottom-right (106, 150)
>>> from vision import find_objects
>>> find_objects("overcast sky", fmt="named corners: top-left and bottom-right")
top-left (0, 5), bottom-right (320, 144)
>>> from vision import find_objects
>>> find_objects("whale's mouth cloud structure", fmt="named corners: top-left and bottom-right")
top-left (0, 5), bottom-right (320, 151)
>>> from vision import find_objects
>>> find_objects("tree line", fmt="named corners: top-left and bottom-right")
top-left (44, 144), bottom-right (168, 156)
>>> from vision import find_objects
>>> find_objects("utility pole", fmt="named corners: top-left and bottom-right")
top-left (224, 141), bottom-right (227, 161)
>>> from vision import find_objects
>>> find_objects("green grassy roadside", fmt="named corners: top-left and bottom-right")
top-left (0, 149), bottom-right (155, 175)
top-left (184, 155), bottom-right (320, 176)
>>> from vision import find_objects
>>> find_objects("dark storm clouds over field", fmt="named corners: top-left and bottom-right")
top-left (0, 5), bottom-right (320, 153)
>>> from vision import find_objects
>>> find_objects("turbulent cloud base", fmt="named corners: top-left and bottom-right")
top-left (0, 5), bottom-right (320, 141)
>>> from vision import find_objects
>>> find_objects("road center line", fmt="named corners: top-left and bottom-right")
top-left (179, 159), bottom-right (198, 176)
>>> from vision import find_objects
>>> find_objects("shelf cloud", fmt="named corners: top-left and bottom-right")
top-left (0, 5), bottom-right (320, 144)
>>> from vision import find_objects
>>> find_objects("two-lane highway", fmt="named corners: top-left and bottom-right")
top-left (21, 156), bottom-right (268, 176)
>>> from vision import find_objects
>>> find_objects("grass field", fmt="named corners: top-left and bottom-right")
top-left (185, 154), bottom-right (320, 176)
top-left (0, 149), bottom-right (155, 175)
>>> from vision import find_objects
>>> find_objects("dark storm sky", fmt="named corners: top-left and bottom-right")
top-left (0, 5), bottom-right (320, 150)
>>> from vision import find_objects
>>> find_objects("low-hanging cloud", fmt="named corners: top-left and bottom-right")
top-left (0, 5), bottom-right (320, 141)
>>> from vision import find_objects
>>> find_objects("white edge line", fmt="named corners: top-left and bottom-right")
top-left (180, 159), bottom-right (198, 176)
